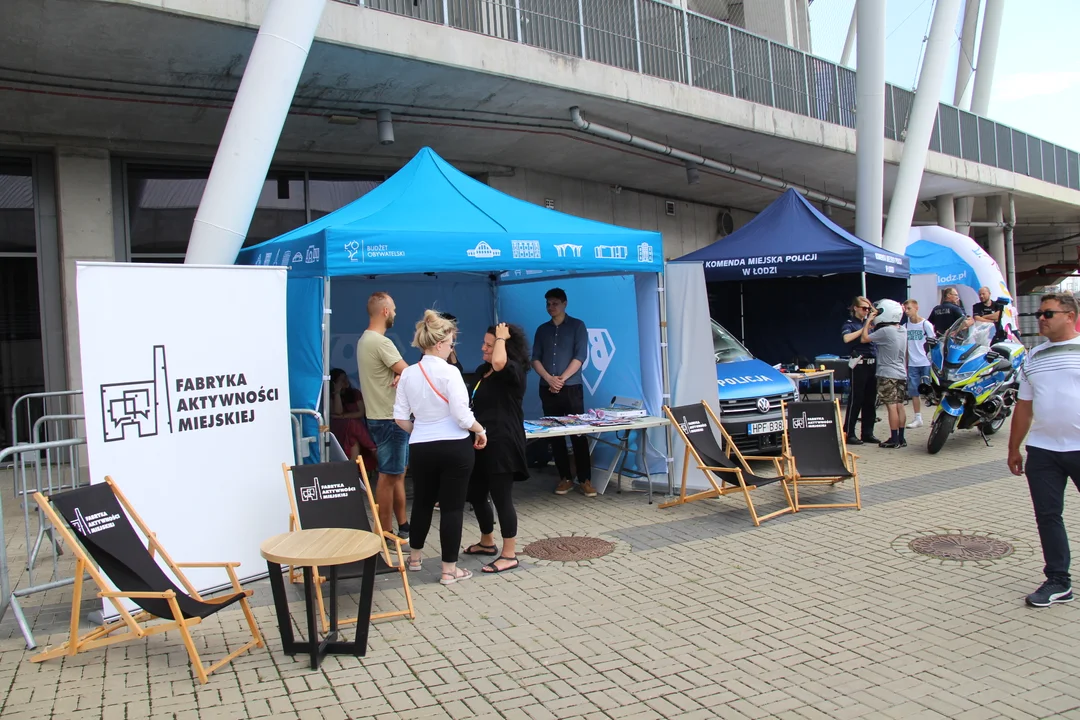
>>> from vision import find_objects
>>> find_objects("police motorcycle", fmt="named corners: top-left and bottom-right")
top-left (920, 309), bottom-right (1025, 454)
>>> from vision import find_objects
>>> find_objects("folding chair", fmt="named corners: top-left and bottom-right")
top-left (31, 478), bottom-right (263, 684)
top-left (283, 458), bottom-right (415, 633)
top-left (661, 402), bottom-right (795, 526)
top-left (780, 399), bottom-right (862, 511)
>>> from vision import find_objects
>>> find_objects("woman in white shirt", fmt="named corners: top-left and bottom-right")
top-left (394, 310), bottom-right (488, 585)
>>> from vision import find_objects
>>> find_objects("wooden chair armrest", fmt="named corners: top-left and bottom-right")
top-left (174, 562), bottom-right (241, 568)
top-left (382, 531), bottom-right (404, 545)
top-left (701, 465), bottom-right (741, 474)
top-left (741, 454), bottom-right (780, 462)
top-left (99, 590), bottom-right (175, 599)
top-left (845, 450), bottom-right (860, 460)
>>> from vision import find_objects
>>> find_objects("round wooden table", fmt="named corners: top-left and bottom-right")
top-left (260, 528), bottom-right (382, 669)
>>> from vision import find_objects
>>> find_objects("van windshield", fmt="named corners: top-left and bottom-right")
top-left (712, 321), bottom-right (753, 363)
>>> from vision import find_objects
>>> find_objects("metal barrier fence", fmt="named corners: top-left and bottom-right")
top-left (1, 437), bottom-right (89, 649)
top-left (346, 0), bottom-right (1080, 192)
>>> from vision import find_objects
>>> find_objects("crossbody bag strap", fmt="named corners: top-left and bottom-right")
top-left (417, 363), bottom-right (449, 404)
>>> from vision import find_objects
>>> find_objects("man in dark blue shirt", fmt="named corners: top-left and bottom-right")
top-left (531, 288), bottom-right (595, 497)
top-left (929, 286), bottom-right (967, 336)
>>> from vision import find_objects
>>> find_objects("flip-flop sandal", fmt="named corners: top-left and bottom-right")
top-left (464, 543), bottom-right (498, 556)
top-left (439, 568), bottom-right (473, 585)
top-left (481, 556), bottom-right (520, 574)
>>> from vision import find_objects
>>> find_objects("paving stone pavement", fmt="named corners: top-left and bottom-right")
top-left (3, 420), bottom-right (1080, 719)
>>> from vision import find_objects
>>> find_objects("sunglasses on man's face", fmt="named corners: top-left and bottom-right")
top-left (1034, 309), bottom-right (1074, 319)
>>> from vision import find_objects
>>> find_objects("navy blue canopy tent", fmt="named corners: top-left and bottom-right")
top-left (677, 189), bottom-right (909, 281)
top-left (672, 189), bottom-right (910, 365)
top-left (237, 148), bottom-right (667, 479)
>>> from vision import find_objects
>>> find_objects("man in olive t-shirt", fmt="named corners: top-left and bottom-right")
top-left (357, 292), bottom-right (409, 538)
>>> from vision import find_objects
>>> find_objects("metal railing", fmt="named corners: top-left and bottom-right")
top-left (347, 0), bottom-right (1080, 192)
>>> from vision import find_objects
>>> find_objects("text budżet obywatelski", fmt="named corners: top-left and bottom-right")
top-left (174, 374), bottom-right (281, 432)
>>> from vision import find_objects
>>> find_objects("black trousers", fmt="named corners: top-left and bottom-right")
top-left (408, 437), bottom-right (474, 563)
top-left (1025, 446), bottom-right (1080, 583)
top-left (844, 359), bottom-right (877, 439)
top-left (467, 468), bottom-right (518, 539)
top-left (539, 384), bottom-right (591, 482)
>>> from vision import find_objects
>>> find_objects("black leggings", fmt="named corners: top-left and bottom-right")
top-left (467, 467), bottom-right (518, 539)
top-left (408, 437), bottom-right (475, 563)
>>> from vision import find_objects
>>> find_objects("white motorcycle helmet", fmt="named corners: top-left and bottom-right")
top-left (871, 298), bottom-right (903, 325)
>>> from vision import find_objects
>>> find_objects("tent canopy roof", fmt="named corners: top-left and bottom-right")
top-left (671, 189), bottom-right (909, 280)
top-left (237, 147), bottom-right (662, 277)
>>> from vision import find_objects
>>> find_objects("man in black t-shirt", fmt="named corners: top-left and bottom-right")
top-left (972, 286), bottom-right (1006, 344)
top-left (929, 286), bottom-right (968, 336)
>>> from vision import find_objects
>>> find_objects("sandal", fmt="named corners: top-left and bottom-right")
top-left (481, 556), bottom-right (520, 574)
top-left (439, 568), bottom-right (473, 586)
top-left (464, 543), bottom-right (498, 556)
top-left (407, 554), bottom-right (423, 572)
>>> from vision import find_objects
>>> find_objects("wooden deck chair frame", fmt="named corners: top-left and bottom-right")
top-left (282, 458), bottom-right (415, 633)
top-left (660, 402), bottom-right (795, 526)
top-left (31, 478), bottom-right (263, 684)
top-left (780, 399), bottom-right (862, 511)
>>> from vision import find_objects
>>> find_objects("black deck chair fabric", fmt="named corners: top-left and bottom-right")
top-left (785, 401), bottom-right (851, 478)
top-left (49, 484), bottom-right (246, 620)
top-left (669, 403), bottom-right (783, 486)
top-left (290, 461), bottom-right (395, 577)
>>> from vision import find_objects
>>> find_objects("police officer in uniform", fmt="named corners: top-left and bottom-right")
top-left (841, 296), bottom-right (880, 445)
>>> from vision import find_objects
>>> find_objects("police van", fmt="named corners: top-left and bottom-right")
top-left (712, 321), bottom-right (798, 453)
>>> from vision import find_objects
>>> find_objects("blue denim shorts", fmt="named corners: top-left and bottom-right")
top-left (907, 365), bottom-right (931, 398)
top-left (366, 419), bottom-right (410, 476)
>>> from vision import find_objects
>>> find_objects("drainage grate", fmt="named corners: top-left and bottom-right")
top-left (522, 536), bottom-right (615, 562)
top-left (909, 533), bottom-right (1015, 561)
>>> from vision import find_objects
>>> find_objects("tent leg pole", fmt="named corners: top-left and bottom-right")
top-left (861, 272), bottom-right (867, 298)
top-left (322, 276), bottom-right (331, 462)
top-left (739, 283), bottom-right (745, 342)
top-left (658, 271), bottom-right (674, 498)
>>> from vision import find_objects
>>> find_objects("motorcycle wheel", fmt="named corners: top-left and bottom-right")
top-left (980, 413), bottom-right (1007, 436)
top-left (927, 413), bottom-right (957, 454)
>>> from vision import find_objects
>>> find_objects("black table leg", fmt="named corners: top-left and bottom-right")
top-left (266, 561), bottom-right (298, 656)
top-left (302, 566), bottom-right (319, 670)
top-left (352, 555), bottom-right (376, 657)
top-left (328, 565), bottom-right (339, 636)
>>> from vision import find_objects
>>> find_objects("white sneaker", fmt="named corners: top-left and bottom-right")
top-left (906, 417), bottom-right (923, 428)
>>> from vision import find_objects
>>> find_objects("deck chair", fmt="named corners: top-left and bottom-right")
top-left (780, 400), bottom-right (862, 511)
top-left (283, 458), bottom-right (415, 632)
top-left (31, 478), bottom-right (263, 684)
top-left (661, 402), bottom-right (795, 526)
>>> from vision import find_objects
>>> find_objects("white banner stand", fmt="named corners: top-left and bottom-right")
top-left (76, 263), bottom-right (293, 613)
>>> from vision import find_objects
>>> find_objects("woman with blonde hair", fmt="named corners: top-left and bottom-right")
top-left (840, 295), bottom-right (880, 445)
top-left (394, 310), bottom-right (488, 585)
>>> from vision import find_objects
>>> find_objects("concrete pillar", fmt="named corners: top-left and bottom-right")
top-left (855, 0), bottom-right (887, 246)
top-left (1005, 194), bottom-right (1017, 298)
top-left (955, 196), bottom-right (974, 235)
top-left (882, 0), bottom-right (962, 254)
top-left (55, 147), bottom-right (115, 393)
top-left (986, 195), bottom-right (1007, 274)
top-left (970, 0), bottom-right (1003, 116)
top-left (953, 0), bottom-right (981, 107)
top-left (185, 0), bottom-right (327, 265)
top-left (840, 7), bottom-right (857, 67)
top-left (936, 194), bottom-right (956, 231)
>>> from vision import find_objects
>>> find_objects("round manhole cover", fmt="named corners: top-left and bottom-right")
top-left (522, 536), bottom-right (614, 562)
top-left (909, 533), bottom-right (1014, 561)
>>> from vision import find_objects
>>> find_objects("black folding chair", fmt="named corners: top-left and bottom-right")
top-left (780, 400), bottom-right (862, 511)
top-left (661, 402), bottom-right (795, 526)
top-left (33, 479), bottom-right (263, 684)
top-left (283, 458), bottom-right (415, 632)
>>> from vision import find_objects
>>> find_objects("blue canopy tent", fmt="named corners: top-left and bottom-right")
top-left (672, 188), bottom-right (911, 365)
top-left (237, 147), bottom-right (668, 485)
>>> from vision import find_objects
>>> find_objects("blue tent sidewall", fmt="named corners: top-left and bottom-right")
top-left (287, 277), bottom-right (325, 462)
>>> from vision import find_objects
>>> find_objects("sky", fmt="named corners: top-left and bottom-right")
top-left (808, 0), bottom-right (1080, 152)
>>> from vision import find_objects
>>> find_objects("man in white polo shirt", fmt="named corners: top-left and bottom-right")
top-left (1008, 291), bottom-right (1080, 607)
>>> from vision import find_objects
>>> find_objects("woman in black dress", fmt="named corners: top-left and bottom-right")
top-left (464, 322), bottom-right (529, 573)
